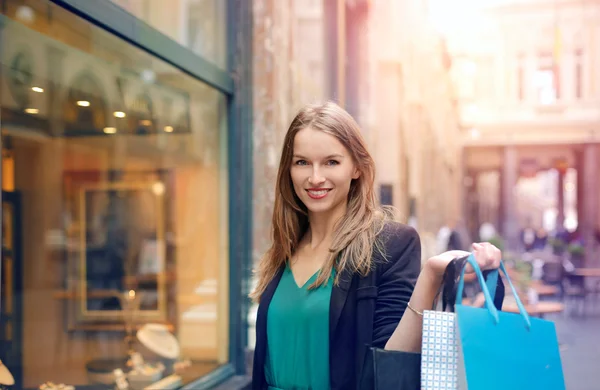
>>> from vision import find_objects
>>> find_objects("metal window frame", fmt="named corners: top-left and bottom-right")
top-left (36, 0), bottom-right (254, 388)
top-left (49, 0), bottom-right (234, 95)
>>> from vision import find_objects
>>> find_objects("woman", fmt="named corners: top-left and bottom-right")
top-left (250, 102), bottom-right (503, 390)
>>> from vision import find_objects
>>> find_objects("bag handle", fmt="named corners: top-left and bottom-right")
top-left (456, 265), bottom-right (499, 309)
top-left (456, 254), bottom-right (532, 330)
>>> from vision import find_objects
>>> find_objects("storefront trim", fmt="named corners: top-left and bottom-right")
top-left (34, 0), bottom-right (254, 387)
top-left (48, 0), bottom-right (234, 95)
top-left (180, 365), bottom-right (236, 390)
top-left (225, 0), bottom-right (253, 380)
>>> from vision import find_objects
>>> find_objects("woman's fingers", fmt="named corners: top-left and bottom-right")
top-left (471, 242), bottom-right (501, 271)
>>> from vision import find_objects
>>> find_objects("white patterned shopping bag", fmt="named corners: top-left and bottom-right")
top-left (421, 310), bottom-right (458, 390)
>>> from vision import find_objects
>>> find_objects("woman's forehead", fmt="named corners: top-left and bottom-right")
top-left (293, 127), bottom-right (348, 157)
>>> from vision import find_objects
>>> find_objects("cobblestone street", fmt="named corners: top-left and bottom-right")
top-left (552, 312), bottom-right (600, 390)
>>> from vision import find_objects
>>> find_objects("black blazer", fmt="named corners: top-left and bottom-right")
top-left (251, 222), bottom-right (504, 390)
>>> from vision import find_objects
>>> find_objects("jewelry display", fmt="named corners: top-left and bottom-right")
top-left (136, 323), bottom-right (180, 360)
top-left (118, 290), bottom-right (142, 357)
top-left (126, 352), bottom-right (165, 389)
top-left (113, 369), bottom-right (129, 390)
top-left (0, 360), bottom-right (14, 389)
top-left (137, 322), bottom-right (194, 375)
top-left (38, 383), bottom-right (75, 390)
top-left (173, 359), bottom-right (192, 373)
top-left (125, 323), bottom-right (180, 389)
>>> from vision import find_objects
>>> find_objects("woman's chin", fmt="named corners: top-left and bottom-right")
top-left (302, 199), bottom-right (333, 214)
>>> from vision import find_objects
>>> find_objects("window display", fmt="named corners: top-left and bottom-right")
top-left (0, 1), bottom-right (230, 388)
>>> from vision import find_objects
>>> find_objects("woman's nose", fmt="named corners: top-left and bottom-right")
top-left (308, 167), bottom-right (325, 186)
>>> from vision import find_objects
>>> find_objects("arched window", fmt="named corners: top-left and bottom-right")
top-left (64, 72), bottom-right (108, 135)
top-left (128, 92), bottom-right (155, 134)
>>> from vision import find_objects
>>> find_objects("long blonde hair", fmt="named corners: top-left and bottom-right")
top-left (250, 101), bottom-right (389, 302)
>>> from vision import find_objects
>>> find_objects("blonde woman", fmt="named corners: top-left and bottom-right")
top-left (250, 102), bottom-right (504, 390)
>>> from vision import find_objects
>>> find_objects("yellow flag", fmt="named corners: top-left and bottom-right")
top-left (553, 26), bottom-right (562, 62)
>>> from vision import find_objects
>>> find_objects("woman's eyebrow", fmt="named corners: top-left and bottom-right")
top-left (292, 154), bottom-right (345, 159)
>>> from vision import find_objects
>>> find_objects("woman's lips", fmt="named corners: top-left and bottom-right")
top-left (306, 189), bottom-right (331, 199)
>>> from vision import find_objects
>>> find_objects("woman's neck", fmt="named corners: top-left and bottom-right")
top-left (306, 204), bottom-right (347, 249)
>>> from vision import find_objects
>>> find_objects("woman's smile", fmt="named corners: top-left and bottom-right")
top-left (306, 188), bottom-right (332, 199)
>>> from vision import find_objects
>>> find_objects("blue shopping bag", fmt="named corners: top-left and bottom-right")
top-left (454, 255), bottom-right (566, 390)
top-left (420, 267), bottom-right (500, 390)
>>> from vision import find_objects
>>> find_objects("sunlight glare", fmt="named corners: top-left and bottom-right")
top-left (427, 0), bottom-right (501, 34)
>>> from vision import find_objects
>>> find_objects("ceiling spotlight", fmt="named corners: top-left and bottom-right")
top-left (15, 5), bottom-right (35, 23)
top-left (24, 108), bottom-right (39, 114)
top-left (77, 100), bottom-right (90, 107)
top-left (164, 126), bottom-right (174, 133)
top-left (31, 86), bottom-right (44, 93)
top-left (113, 111), bottom-right (126, 118)
top-left (103, 127), bottom-right (117, 134)
top-left (152, 182), bottom-right (165, 195)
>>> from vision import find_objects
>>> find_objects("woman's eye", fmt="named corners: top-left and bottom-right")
top-left (326, 160), bottom-right (339, 166)
top-left (295, 160), bottom-right (308, 166)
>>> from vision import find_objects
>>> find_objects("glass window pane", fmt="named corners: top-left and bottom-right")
top-left (109, 0), bottom-right (227, 69)
top-left (1, 1), bottom-right (229, 388)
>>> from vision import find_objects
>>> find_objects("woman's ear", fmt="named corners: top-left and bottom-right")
top-left (352, 169), bottom-right (361, 180)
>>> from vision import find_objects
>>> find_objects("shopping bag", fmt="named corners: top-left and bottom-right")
top-left (422, 255), bottom-right (566, 389)
top-left (421, 310), bottom-right (459, 389)
top-left (454, 255), bottom-right (565, 389)
top-left (369, 348), bottom-right (421, 390)
top-left (421, 266), bottom-right (499, 390)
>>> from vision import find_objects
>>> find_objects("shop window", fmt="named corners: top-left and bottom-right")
top-left (1, 1), bottom-right (229, 388)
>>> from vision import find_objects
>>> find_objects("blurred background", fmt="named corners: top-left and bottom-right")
top-left (0, 0), bottom-right (598, 389)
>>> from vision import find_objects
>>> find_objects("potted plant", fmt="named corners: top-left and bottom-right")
top-left (487, 235), bottom-right (505, 251)
top-left (567, 242), bottom-right (585, 267)
top-left (548, 237), bottom-right (567, 255)
top-left (513, 259), bottom-right (533, 293)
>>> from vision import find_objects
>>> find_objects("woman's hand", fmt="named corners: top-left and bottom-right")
top-left (385, 242), bottom-right (502, 352)
top-left (424, 242), bottom-right (502, 283)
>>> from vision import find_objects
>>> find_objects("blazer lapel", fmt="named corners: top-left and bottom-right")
top-left (253, 266), bottom-right (284, 389)
top-left (329, 266), bottom-right (354, 338)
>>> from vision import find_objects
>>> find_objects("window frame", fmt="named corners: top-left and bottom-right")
top-left (1, 0), bottom-right (254, 388)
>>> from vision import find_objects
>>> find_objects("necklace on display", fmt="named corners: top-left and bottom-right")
top-left (0, 360), bottom-right (14, 387)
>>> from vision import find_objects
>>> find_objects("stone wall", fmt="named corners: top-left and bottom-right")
top-left (251, 0), bottom-right (327, 267)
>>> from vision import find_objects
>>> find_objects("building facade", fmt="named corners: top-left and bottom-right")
top-left (251, 0), bottom-right (372, 276)
top-left (251, 0), bottom-right (465, 275)
top-left (0, 0), bottom-right (252, 388)
top-left (440, 0), bottom-right (600, 260)
top-left (368, 0), bottom-right (463, 259)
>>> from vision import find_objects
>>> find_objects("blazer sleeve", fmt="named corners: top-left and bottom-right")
top-left (371, 223), bottom-right (506, 348)
top-left (372, 222), bottom-right (422, 348)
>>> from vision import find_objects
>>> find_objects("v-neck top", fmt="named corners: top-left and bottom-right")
top-left (264, 265), bottom-right (334, 390)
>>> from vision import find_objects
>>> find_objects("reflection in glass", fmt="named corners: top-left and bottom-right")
top-left (78, 183), bottom-right (165, 315)
top-left (1, 0), bottom-right (229, 387)
top-left (109, 0), bottom-right (227, 69)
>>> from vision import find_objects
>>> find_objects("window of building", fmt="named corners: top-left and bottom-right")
top-left (1, 1), bottom-right (229, 388)
top-left (534, 53), bottom-right (559, 104)
top-left (453, 58), bottom-right (477, 100)
top-left (379, 184), bottom-right (393, 206)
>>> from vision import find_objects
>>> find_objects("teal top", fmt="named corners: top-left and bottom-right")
top-left (264, 265), bottom-right (334, 390)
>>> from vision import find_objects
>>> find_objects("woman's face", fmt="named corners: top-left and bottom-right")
top-left (290, 127), bottom-right (360, 218)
